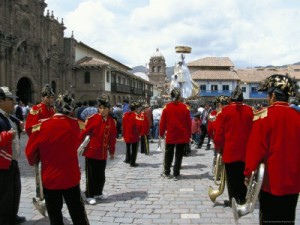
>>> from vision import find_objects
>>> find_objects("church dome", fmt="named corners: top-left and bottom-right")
top-left (150, 48), bottom-right (165, 60)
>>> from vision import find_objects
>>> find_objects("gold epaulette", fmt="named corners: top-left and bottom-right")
top-left (32, 123), bottom-right (42, 133)
top-left (78, 120), bottom-right (85, 130)
top-left (253, 108), bottom-right (268, 121)
top-left (216, 108), bottom-right (223, 116)
top-left (29, 107), bottom-right (42, 115)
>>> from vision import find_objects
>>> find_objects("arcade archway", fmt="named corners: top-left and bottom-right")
top-left (16, 77), bottom-right (32, 105)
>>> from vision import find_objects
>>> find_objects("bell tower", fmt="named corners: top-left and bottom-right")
top-left (148, 48), bottom-right (167, 93)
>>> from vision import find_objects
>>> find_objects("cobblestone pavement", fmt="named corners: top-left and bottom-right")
top-left (18, 134), bottom-right (300, 225)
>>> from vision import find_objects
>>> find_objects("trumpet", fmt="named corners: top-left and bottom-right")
top-left (208, 153), bottom-right (226, 202)
top-left (77, 135), bottom-right (90, 156)
top-left (232, 163), bottom-right (265, 223)
top-left (32, 162), bottom-right (46, 217)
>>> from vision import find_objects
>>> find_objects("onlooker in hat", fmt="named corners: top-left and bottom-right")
top-left (152, 105), bottom-right (163, 139)
top-left (0, 86), bottom-right (26, 225)
top-left (25, 93), bottom-right (89, 225)
top-left (244, 74), bottom-right (300, 224)
top-left (80, 96), bottom-right (116, 205)
top-left (122, 101), bottom-right (142, 167)
top-left (214, 85), bottom-right (254, 207)
top-left (159, 88), bottom-right (191, 181)
top-left (25, 84), bottom-right (55, 136)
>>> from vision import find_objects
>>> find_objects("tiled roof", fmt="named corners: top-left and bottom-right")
top-left (236, 69), bottom-right (284, 83)
top-left (188, 57), bottom-right (234, 67)
top-left (191, 70), bottom-right (240, 80)
top-left (288, 65), bottom-right (300, 70)
top-left (74, 56), bottom-right (109, 68)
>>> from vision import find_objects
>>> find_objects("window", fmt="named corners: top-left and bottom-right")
top-left (242, 87), bottom-right (246, 92)
top-left (211, 85), bottom-right (218, 91)
top-left (84, 72), bottom-right (90, 84)
top-left (106, 71), bottom-right (110, 82)
top-left (200, 85), bottom-right (206, 91)
top-left (222, 85), bottom-right (229, 91)
top-left (117, 76), bottom-right (121, 84)
top-left (152, 66), bottom-right (155, 72)
top-left (251, 87), bottom-right (257, 92)
top-left (158, 66), bottom-right (161, 72)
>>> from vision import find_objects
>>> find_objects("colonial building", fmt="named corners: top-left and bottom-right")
top-left (189, 57), bottom-right (300, 104)
top-left (0, 0), bottom-right (153, 105)
top-left (0, 0), bottom-right (65, 104)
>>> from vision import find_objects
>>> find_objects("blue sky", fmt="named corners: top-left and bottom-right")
top-left (45, 0), bottom-right (300, 68)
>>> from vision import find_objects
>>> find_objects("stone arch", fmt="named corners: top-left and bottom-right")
top-left (16, 77), bottom-right (33, 105)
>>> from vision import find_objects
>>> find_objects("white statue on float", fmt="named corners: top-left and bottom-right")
top-left (170, 46), bottom-right (199, 99)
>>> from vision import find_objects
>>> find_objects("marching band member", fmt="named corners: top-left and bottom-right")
top-left (139, 104), bottom-right (150, 155)
top-left (25, 93), bottom-right (89, 225)
top-left (214, 86), bottom-right (254, 206)
top-left (159, 88), bottom-right (191, 181)
top-left (25, 84), bottom-right (55, 136)
top-left (207, 95), bottom-right (230, 141)
top-left (122, 101), bottom-right (142, 167)
top-left (244, 74), bottom-right (300, 224)
top-left (0, 87), bottom-right (26, 225)
top-left (79, 96), bottom-right (116, 205)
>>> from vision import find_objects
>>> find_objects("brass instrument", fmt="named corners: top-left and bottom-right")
top-left (156, 136), bottom-right (163, 152)
top-left (77, 135), bottom-right (90, 156)
top-left (232, 163), bottom-right (265, 223)
top-left (32, 162), bottom-right (46, 217)
top-left (208, 153), bottom-right (226, 202)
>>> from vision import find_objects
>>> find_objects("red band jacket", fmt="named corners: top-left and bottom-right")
top-left (122, 111), bottom-right (142, 143)
top-left (159, 101), bottom-right (191, 144)
top-left (138, 111), bottom-right (150, 136)
top-left (25, 102), bottom-right (55, 136)
top-left (207, 109), bottom-right (217, 140)
top-left (244, 102), bottom-right (300, 196)
top-left (214, 102), bottom-right (254, 163)
top-left (80, 114), bottom-right (116, 160)
top-left (25, 114), bottom-right (83, 190)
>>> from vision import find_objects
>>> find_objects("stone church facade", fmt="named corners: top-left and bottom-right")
top-left (0, 0), bottom-right (153, 105)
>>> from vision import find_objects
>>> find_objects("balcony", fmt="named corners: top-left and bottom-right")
top-left (249, 91), bottom-right (267, 99)
top-left (200, 90), bottom-right (231, 97)
top-left (111, 83), bottom-right (131, 93)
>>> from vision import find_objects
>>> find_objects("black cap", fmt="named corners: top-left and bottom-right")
top-left (231, 85), bottom-right (243, 102)
top-left (129, 101), bottom-right (140, 111)
top-left (54, 92), bottom-right (74, 115)
top-left (42, 84), bottom-right (55, 97)
top-left (170, 87), bottom-right (181, 101)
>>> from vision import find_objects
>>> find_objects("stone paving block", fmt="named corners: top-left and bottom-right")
top-left (16, 135), bottom-right (300, 225)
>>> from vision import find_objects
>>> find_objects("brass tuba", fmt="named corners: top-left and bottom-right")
top-left (208, 153), bottom-right (226, 202)
top-left (232, 163), bottom-right (265, 222)
top-left (77, 135), bottom-right (90, 156)
top-left (32, 162), bottom-right (46, 217)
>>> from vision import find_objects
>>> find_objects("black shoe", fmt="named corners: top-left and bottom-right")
top-left (123, 160), bottom-right (129, 163)
top-left (15, 215), bottom-right (26, 224)
top-left (161, 173), bottom-right (171, 179)
top-left (205, 144), bottom-right (211, 150)
top-left (130, 163), bottom-right (139, 167)
top-left (223, 200), bottom-right (231, 207)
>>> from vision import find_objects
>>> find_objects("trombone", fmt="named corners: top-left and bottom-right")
top-left (208, 153), bottom-right (226, 202)
top-left (232, 163), bottom-right (265, 223)
top-left (32, 162), bottom-right (46, 217)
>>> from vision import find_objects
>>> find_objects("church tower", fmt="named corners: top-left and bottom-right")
top-left (148, 48), bottom-right (167, 93)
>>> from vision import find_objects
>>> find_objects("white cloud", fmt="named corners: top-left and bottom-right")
top-left (45, 0), bottom-right (300, 68)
